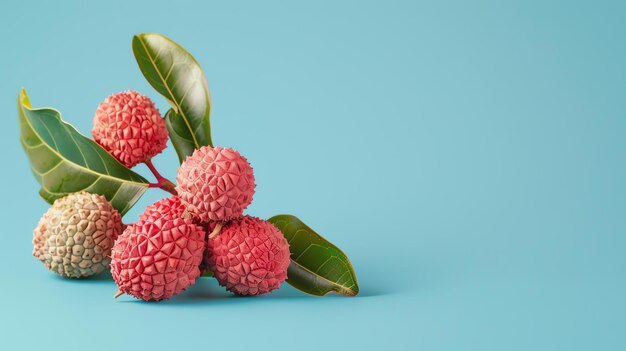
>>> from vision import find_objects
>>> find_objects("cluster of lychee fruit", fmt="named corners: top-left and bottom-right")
top-left (33, 91), bottom-right (291, 301)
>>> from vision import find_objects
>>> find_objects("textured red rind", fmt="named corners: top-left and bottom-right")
top-left (206, 216), bottom-right (290, 296)
top-left (92, 90), bottom-right (168, 168)
top-left (110, 197), bottom-right (205, 301)
top-left (176, 146), bottom-right (255, 222)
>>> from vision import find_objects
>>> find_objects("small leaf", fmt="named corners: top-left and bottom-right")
top-left (269, 214), bottom-right (359, 296)
top-left (17, 89), bottom-right (149, 215)
top-left (132, 33), bottom-right (212, 162)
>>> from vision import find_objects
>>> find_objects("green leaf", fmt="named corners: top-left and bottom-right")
top-left (165, 109), bottom-right (198, 163)
top-left (132, 33), bottom-right (212, 163)
top-left (268, 214), bottom-right (359, 296)
top-left (17, 89), bottom-right (149, 215)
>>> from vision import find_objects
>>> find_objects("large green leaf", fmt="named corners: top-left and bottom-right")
top-left (17, 89), bottom-right (149, 215)
top-left (132, 33), bottom-right (212, 163)
top-left (269, 214), bottom-right (359, 296)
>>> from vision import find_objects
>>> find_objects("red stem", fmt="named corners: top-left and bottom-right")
top-left (145, 158), bottom-right (178, 196)
top-left (145, 158), bottom-right (165, 181)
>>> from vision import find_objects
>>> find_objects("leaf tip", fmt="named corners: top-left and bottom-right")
top-left (132, 33), bottom-right (147, 43)
top-left (18, 88), bottom-right (31, 109)
top-left (347, 285), bottom-right (359, 296)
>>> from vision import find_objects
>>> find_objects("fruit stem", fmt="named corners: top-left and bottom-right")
top-left (208, 222), bottom-right (224, 239)
top-left (145, 158), bottom-right (165, 180)
top-left (160, 179), bottom-right (178, 196)
top-left (145, 158), bottom-right (178, 196)
top-left (114, 290), bottom-right (124, 299)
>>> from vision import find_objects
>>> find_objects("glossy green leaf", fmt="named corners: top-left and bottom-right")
top-left (17, 89), bottom-right (149, 215)
top-left (269, 214), bottom-right (359, 296)
top-left (132, 33), bottom-right (212, 163)
top-left (165, 109), bottom-right (197, 163)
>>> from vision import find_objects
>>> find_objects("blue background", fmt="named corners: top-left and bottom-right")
top-left (1, 1), bottom-right (625, 350)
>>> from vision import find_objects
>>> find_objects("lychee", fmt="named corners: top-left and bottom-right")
top-left (110, 196), bottom-right (205, 301)
top-left (206, 216), bottom-right (290, 296)
top-left (33, 192), bottom-right (123, 278)
top-left (92, 90), bottom-right (168, 168)
top-left (176, 146), bottom-right (255, 222)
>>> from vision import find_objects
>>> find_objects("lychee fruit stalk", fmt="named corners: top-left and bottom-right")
top-left (92, 90), bottom-right (177, 194)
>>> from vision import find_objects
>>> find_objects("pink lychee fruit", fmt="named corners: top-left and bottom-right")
top-left (206, 216), bottom-right (290, 296)
top-left (176, 146), bottom-right (255, 222)
top-left (92, 90), bottom-right (168, 168)
top-left (110, 196), bottom-right (205, 301)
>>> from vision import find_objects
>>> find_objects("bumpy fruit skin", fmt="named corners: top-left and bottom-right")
top-left (110, 197), bottom-right (205, 301)
top-left (33, 192), bottom-right (122, 278)
top-left (176, 146), bottom-right (255, 222)
top-left (206, 216), bottom-right (290, 295)
top-left (92, 90), bottom-right (168, 168)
